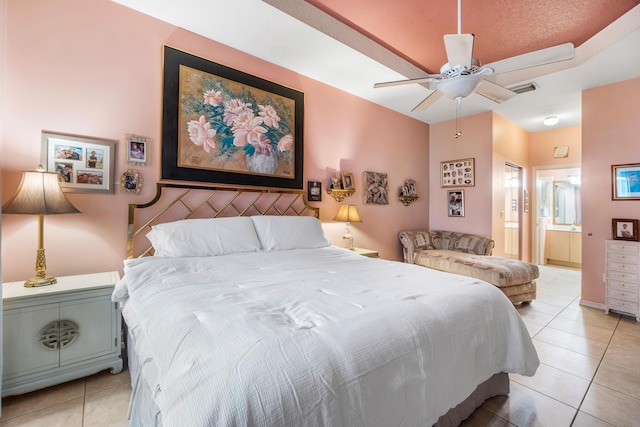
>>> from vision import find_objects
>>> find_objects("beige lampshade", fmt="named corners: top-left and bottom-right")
top-left (333, 204), bottom-right (362, 223)
top-left (2, 167), bottom-right (80, 215)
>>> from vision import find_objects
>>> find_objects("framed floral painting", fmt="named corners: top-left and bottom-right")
top-left (161, 46), bottom-right (304, 189)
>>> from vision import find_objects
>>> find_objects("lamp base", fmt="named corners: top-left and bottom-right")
top-left (24, 276), bottom-right (57, 288)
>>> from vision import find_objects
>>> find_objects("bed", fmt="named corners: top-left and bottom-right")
top-left (115, 183), bottom-right (539, 426)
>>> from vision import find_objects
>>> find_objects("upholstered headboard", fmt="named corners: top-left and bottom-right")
top-left (127, 182), bottom-right (319, 258)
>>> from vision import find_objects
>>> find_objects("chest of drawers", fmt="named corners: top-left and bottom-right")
top-left (604, 240), bottom-right (640, 321)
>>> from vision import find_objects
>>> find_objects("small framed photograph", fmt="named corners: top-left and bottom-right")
top-left (121, 169), bottom-right (143, 195)
top-left (342, 172), bottom-right (355, 190)
top-left (612, 163), bottom-right (640, 200)
top-left (441, 158), bottom-right (475, 187)
top-left (127, 135), bottom-right (148, 166)
top-left (41, 131), bottom-right (115, 193)
top-left (612, 218), bottom-right (638, 241)
top-left (448, 190), bottom-right (465, 217)
top-left (331, 176), bottom-right (342, 189)
top-left (307, 181), bottom-right (322, 201)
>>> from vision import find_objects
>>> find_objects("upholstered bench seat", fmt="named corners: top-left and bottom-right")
top-left (399, 230), bottom-right (538, 304)
top-left (413, 250), bottom-right (538, 304)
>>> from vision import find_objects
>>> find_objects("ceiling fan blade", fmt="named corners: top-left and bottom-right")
top-left (374, 75), bottom-right (441, 89)
top-left (486, 42), bottom-right (575, 74)
top-left (411, 90), bottom-right (443, 112)
top-left (444, 34), bottom-right (474, 69)
top-left (475, 79), bottom-right (517, 103)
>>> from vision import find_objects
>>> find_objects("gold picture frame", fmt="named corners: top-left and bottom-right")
top-left (441, 158), bottom-right (475, 187)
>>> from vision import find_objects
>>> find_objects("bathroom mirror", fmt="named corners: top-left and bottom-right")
top-left (553, 181), bottom-right (581, 225)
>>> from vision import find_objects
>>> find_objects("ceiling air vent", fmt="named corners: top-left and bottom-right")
top-left (508, 82), bottom-right (538, 94)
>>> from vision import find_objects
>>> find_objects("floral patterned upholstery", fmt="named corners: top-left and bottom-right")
top-left (399, 230), bottom-right (538, 304)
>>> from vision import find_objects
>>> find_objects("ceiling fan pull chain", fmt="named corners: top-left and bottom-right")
top-left (457, 0), bottom-right (462, 34)
top-left (455, 96), bottom-right (463, 138)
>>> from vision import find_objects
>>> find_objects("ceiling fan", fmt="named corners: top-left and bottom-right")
top-left (373, 0), bottom-right (575, 137)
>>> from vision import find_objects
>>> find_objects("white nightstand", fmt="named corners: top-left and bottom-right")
top-left (353, 247), bottom-right (380, 258)
top-left (2, 271), bottom-right (123, 396)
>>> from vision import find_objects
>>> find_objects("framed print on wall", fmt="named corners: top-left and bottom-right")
top-left (363, 171), bottom-right (389, 205)
top-left (612, 163), bottom-right (640, 200)
top-left (127, 135), bottom-right (148, 166)
top-left (612, 218), bottom-right (638, 241)
top-left (161, 45), bottom-right (304, 189)
top-left (441, 158), bottom-right (475, 187)
top-left (41, 131), bottom-right (116, 193)
top-left (307, 180), bottom-right (322, 201)
top-left (448, 190), bottom-right (465, 217)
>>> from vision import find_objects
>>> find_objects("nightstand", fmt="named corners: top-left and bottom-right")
top-left (2, 271), bottom-right (123, 396)
top-left (353, 247), bottom-right (380, 258)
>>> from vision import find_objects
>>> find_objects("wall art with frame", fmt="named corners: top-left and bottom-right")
top-left (611, 163), bottom-right (640, 200)
top-left (307, 180), bottom-right (322, 201)
top-left (41, 131), bottom-right (116, 193)
top-left (612, 218), bottom-right (638, 241)
top-left (363, 171), bottom-right (389, 205)
top-left (161, 45), bottom-right (304, 189)
top-left (441, 158), bottom-right (475, 187)
top-left (127, 135), bottom-right (148, 166)
top-left (448, 190), bottom-right (465, 217)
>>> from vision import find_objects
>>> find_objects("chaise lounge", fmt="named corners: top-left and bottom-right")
top-left (399, 230), bottom-right (539, 304)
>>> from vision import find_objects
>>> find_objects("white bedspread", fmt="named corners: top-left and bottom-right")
top-left (113, 246), bottom-right (538, 427)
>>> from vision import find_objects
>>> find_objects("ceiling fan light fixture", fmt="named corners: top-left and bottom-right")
top-left (438, 74), bottom-right (484, 100)
top-left (543, 116), bottom-right (559, 126)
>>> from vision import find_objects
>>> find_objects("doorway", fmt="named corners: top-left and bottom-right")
top-left (504, 163), bottom-right (522, 260)
top-left (533, 166), bottom-right (582, 266)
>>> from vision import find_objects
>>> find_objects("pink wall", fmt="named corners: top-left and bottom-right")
top-left (0, 0), bottom-right (430, 282)
top-left (429, 111), bottom-right (533, 261)
top-left (582, 77), bottom-right (640, 305)
top-left (429, 112), bottom-right (494, 237)
top-left (530, 126), bottom-right (582, 167)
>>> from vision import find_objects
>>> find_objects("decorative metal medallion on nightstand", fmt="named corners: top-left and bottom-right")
top-left (40, 320), bottom-right (79, 350)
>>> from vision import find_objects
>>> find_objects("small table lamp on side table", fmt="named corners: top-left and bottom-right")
top-left (2, 165), bottom-right (81, 287)
top-left (333, 204), bottom-right (362, 250)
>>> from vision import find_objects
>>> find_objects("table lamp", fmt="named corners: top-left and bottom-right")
top-left (333, 204), bottom-right (362, 250)
top-left (2, 165), bottom-right (81, 287)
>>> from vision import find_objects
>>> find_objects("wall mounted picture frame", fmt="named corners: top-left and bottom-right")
top-left (448, 190), bottom-right (465, 217)
top-left (342, 172), bottom-right (355, 190)
top-left (612, 218), bottom-right (638, 241)
top-left (363, 171), bottom-right (389, 205)
top-left (121, 169), bottom-right (143, 195)
top-left (161, 46), bottom-right (304, 189)
top-left (441, 158), bottom-right (475, 187)
top-left (307, 180), bottom-right (322, 201)
top-left (41, 131), bottom-right (116, 193)
top-left (611, 163), bottom-right (640, 200)
top-left (127, 135), bottom-right (148, 166)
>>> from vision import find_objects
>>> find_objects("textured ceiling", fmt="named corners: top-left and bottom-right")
top-left (306, 0), bottom-right (640, 73)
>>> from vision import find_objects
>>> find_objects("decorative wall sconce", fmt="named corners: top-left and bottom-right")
top-left (399, 179), bottom-right (419, 206)
top-left (327, 173), bottom-right (355, 202)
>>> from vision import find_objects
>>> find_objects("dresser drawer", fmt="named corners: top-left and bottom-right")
top-left (607, 242), bottom-right (640, 253)
top-left (606, 287), bottom-right (638, 302)
top-left (607, 261), bottom-right (640, 274)
top-left (608, 280), bottom-right (640, 293)
top-left (608, 251), bottom-right (639, 262)
top-left (606, 297), bottom-right (640, 313)
top-left (607, 269), bottom-right (639, 282)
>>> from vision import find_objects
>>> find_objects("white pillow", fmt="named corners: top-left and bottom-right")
top-left (147, 217), bottom-right (262, 257)
top-left (250, 216), bottom-right (331, 251)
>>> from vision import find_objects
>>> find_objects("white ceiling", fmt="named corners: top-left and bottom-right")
top-left (112, 0), bottom-right (640, 132)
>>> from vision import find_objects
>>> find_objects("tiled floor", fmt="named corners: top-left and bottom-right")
top-left (1, 265), bottom-right (639, 426)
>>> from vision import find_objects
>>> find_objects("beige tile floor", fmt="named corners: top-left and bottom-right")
top-left (1, 265), bottom-right (639, 426)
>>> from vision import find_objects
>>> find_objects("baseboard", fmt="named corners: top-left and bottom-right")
top-left (579, 299), bottom-right (604, 310)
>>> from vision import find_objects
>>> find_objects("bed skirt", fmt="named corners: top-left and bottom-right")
top-left (127, 327), bottom-right (508, 427)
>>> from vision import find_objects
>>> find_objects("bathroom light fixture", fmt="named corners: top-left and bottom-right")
top-left (543, 116), bottom-right (559, 126)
